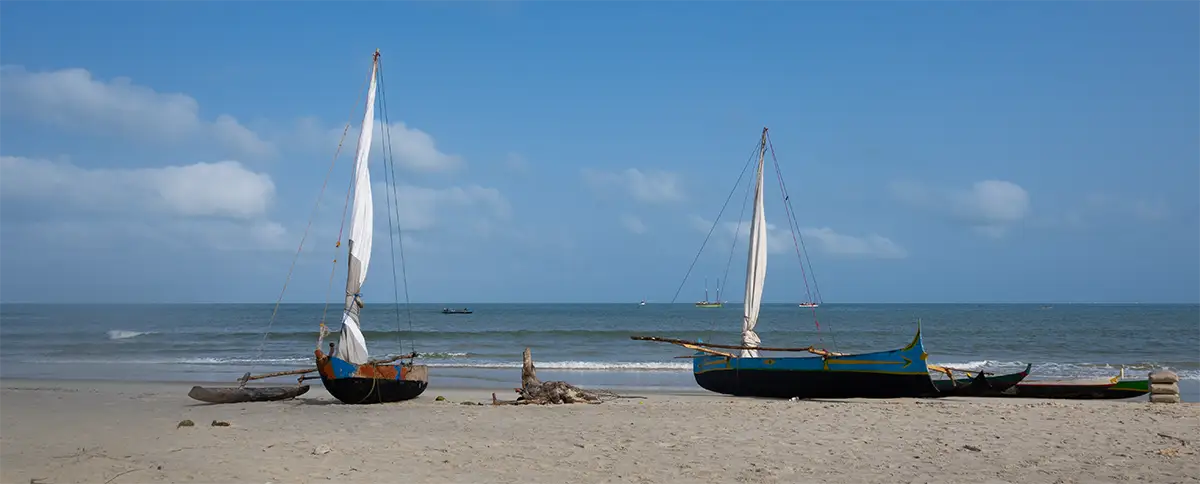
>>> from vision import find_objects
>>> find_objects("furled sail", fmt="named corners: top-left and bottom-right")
top-left (335, 56), bottom-right (379, 365)
top-left (740, 131), bottom-right (768, 358)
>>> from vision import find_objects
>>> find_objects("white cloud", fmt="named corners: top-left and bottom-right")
top-left (302, 121), bottom-right (462, 174)
top-left (890, 179), bottom-right (1030, 238)
top-left (0, 156), bottom-right (274, 219)
top-left (582, 168), bottom-right (684, 203)
top-left (373, 183), bottom-right (511, 232)
top-left (505, 152), bottom-right (530, 173)
top-left (798, 227), bottom-right (908, 259)
top-left (0, 155), bottom-right (287, 250)
top-left (687, 215), bottom-right (906, 259)
top-left (620, 214), bottom-right (647, 234)
top-left (1042, 193), bottom-right (1173, 230)
top-left (0, 65), bottom-right (275, 160)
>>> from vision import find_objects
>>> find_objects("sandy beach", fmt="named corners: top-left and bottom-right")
top-left (1, 379), bottom-right (1197, 484)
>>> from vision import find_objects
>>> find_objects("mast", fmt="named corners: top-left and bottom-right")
top-left (740, 127), bottom-right (768, 358)
top-left (334, 49), bottom-right (381, 365)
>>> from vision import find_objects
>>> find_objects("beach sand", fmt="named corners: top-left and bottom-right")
top-left (1, 379), bottom-right (1197, 484)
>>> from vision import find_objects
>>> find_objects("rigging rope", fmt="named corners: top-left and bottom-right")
top-left (376, 58), bottom-right (417, 358)
top-left (764, 132), bottom-right (836, 350)
top-left (249, 62), bottom-right (375, 372)
top-left (709, 152), bottom-right (757, 338)
top-left (668, 140), bottom-right (763, 305)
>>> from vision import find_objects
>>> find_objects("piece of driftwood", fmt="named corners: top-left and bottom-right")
top-left (512, 348), bottom-right (602, 404)
top-left (187, 385), bottom-right (310, 404)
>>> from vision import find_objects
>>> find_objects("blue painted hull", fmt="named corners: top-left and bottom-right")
top-left (692, 326), bottom-right (938, 399)
top-left (315, 350), bottom-right (428, 404)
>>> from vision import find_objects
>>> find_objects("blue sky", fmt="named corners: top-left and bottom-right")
top-left (1, 1), bottom-right (1196, 304)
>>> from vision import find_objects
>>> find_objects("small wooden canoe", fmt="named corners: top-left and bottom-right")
top-left (188, 384), bottom-right (310, 404)
top-left (930, 363), bottom-right (1032, 397)
top-left (994, 377), bottom-right (1150, 400)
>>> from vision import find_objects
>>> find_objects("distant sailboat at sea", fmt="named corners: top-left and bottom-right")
top-left (694, 277), bottom-right (723, 308)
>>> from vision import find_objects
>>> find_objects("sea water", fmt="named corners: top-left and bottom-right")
top-left (2, 303), bottom-right (1197, 401)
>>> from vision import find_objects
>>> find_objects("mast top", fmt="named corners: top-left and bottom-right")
top-left (373, 49), bottom-right (381, 60)
top-left (762, 126), bottom-right (769, 134)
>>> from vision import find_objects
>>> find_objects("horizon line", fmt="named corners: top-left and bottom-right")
top-left (1, 301), bottom-right (1197, 306)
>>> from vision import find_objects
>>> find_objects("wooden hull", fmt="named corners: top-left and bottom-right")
top-left (315, 350), bottom-right (429, 404)
top-left (187, 385), bottom-right (310, 404)
top-left (928, 364), bottom-right (1032, 397)
top-left (691, 325), bottom-right (938, 399)
top-left (989, 377), bottom-right (1150, 400)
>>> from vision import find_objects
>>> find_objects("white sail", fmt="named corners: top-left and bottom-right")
top-left (740, 130), bottom-right (768, 358)
top-left (335, 55), bottom-right (379, 365)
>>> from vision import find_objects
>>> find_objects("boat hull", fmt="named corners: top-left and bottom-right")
top-left (991, 378), bottom-right (1150, 400)
top-left (315, 350), bottom-right (429, 404)
top-left (691, 326), bottom-right (938, 399)
top-left (187, 385), bottom-right (310, 404)
top-left (928, 364), bottom-right (1032, 397)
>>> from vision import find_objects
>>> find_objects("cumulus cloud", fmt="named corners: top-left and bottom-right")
top-left (372, 183), bottom-right (511, 233)
top-left (620, 214), bottom-right (647, 234)
top-left (687, 215), bottom-right (906, 259)
top-left (582, 168), bottom-right (684, 203)
top-left (890, 179), bottom-right (1031, 238)
top-left (505, 152), bottom-right (530, 173)
top-left (0, 156), bottom-right (274, 219)
top-left (292, 119), bottom-right (462, 174)
top-left (1032, 193), bottom-right (1175, 231)
top-left (0, 156), bottom-right (287, 250)
top-left (0, 65), bottom-right (275, 159)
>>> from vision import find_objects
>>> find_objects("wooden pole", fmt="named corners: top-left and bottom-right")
top-left (238, 368), bottom-right (316, 385)
top-left (630, 335), bottom-right (846, 357)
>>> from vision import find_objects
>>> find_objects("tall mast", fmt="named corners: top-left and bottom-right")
top-left (333, 49), bottom-right (381, 365)
top-left (740, 127), bottom-right (769, 358)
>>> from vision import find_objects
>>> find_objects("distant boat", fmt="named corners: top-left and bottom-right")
top-left (442, 308), bottom-right (473, 315)
top-left (694, 277), bottom-right (724, 308)
top-left (797, 302), bottom-right (819, 308)
top-left (639, 298), bottom-right (646, 306)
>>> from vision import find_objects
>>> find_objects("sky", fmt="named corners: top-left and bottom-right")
top-left (0, 1), bottom-right (1197, 304)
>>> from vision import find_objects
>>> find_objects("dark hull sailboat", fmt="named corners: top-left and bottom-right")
top-left (312, 48), bottom-right (429, 404)
top-left (684, 326), bottom-right (938, 399)
top-left (197, 49), bottom-right (431, 404)
top-left (315, 351), bottom-right (428, 404)
top-left (634, 127), bottom-right (946, 400)
top-left (928, 364), bottom-right (1032, 397)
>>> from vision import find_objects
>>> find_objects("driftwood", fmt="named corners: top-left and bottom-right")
top-left (487, 348), bottom-right (639, 405)
top-left (187, 385), bottom-right (310, 404)
top-left (512, 348), bottom-right (602, 404)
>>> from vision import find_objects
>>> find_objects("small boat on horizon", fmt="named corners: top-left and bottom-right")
top-left (442, 308), bottom-right (473, 314)
top-left (694, 277), bottom-right (723, 308)
top-left (798, 301), bottom-right (819, 308)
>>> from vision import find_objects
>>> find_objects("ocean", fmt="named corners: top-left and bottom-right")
top-left (2, 303), bottom-right (1197, 401)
